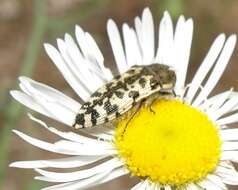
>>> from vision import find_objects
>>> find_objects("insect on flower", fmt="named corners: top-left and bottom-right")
top-left (73, 64), bottom-right (176, 129)
top-left (10, 7), bottom-right (238, 190)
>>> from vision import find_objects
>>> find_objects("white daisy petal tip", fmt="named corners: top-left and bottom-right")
top-left (75, 24), bottom-right (82, 31)
top-left (64, 33), bottom-right (71, 40)
top-left (56, 38), bottom-right (64, 48)
top-left (178, 14), bottom-right (185, 22)
top-left (75, 25), bottom-right (84, 38)
top-left (9, 162), bottom-right (17, 168)
top-left (9, 161), bottom-right (37, 169)
top-left (229, 34), bottom-right (237, 46)
top-left (163, 10), bottom-right (169, 15)
top-left (164, 11), bottom-right (172, 20)
top-left (44, 43), bottom-right (58, 60)
top-left (9, 90), bottom-right (17, 98)
top-left (12, 129), bottom-right (21, 137)
top-left (106, 19), bottom-right (116, 32)
top-left (187, 18), bottom-right (194, 26)
top-left (18, 76), bottom-right (27, 82)
top-left (43, 43), bottom-right (52, 51)
top-left (34, 176), bottom-right (42, 181)
top-left (107, 18), bottom-right (113, 25)
top-left (34, 168), bottom-right (44, 174)
top-left (143, 7), bottom-right (150, 12)
top-left (142, 7), bottom-right (152, 16)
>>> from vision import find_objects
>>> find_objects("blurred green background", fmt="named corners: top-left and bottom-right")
top-left (1, 0), bottom-right (238, 189)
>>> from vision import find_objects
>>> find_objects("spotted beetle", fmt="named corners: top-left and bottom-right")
top-left (73, 64), bottom-right (176, 129)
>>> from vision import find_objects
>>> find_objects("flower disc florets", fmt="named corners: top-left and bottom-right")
top-left (115, 99), bottom-right (221, 186)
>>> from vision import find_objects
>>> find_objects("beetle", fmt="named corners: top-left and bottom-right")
top-left (73, 63), bottom-right (176, 129)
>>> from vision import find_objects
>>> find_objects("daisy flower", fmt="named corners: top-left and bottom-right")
top-left (10, 7), bottom-right (238, 190)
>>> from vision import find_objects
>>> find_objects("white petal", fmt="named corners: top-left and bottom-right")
top-left (230, 93), bottom-right (238, 111)
top-left (83, 127), bottom-right (114, 141)
top-left (221, 151), bottom-right (238, 162)
top-left (131, 181), bottom-right (158, 190)
top-left (57, 38), bottom-right (96, 92)
top-left (63, 34), bottom-right (106, 91)
top-left (174, 17), bottom-right (193, 94)
top-left (83, 125), bottom-right (114, 136)
top-left (10, 90), bottom-right (52, 118)
top-left (198, 178), bottom-right (223, 190)
top-left (84, 32), bottom-right (104, 69)
top-left (156, 11), bottom-right (173, 67)
top-left (83, 32), bottom-right (113, 82)
top-left (107, 19), bottom-right (127, 73)
top-left (211, 95), bottom-right (238, 121)
top-left (134, 16), bottom-right (143, 52)
top-left (90, 165), bottom-right (129, 187)
top-left (221, 176), bottom-right (238, 185)
top-left (13, 130), bottom-right (113, 156)
top-left (203, 89), bottom-right (233, 113)
top-left (19, 76), bottom-right (81, 113)
top-left (75, 25), bottom-right (90, 58)
top-left (39, 166), bottom-right (128, 190)
top-left (11, 90), bottom-right (74, 126)
top-left (219, 161), bottom-right (235, 169)
top-left (34, 97), bottom-right (76, 126)
top-left (130, 182), bottom-right (142, 190)
top-left (207, 174), bottom-right (227, 190)
top-left (63, 33), bottom-right (84, 63)
top-left (44, 43), bottom-right (90, 100)
top-left (141, 7), bottom-right (154, 64)
top-left (84, 32), bottom-right (113, 80)
top-left (39, 171), bottom-right (111, 190)
top-left (146, 181), bottom-right (157, 190)
top-left (222, 141), bottom-right (238, 151)
top-left (198, 91), bottom-right (226, 111)
top-left (217, 113), bottom-right (238, 126)
top-left (132, 180), bottom-right (149, 190)
top-left (64, 33), bottom-right (106, 86)
top-left (35, 158), bottom-right (123, 182)
top-left (9, 155), bottom-right (106, 169)
top-left (220, 128), bottom-right (238, 141)
top-left (75, 25), bottom-right (110, 83)
top-left (122, 24), bottom-right (142, 67)
top-left (192, 35), bottom-right (237, 107)
top-left (18, 78), bottom-right (77, 126)
top-left (28, 114), bottom-right (112, 146)
top-left (186, 183), bottom-right (200, 190)
top-left (84, 132), bottom-right (113, 141)
top-left (216, 165), bottom-right (238, 185)
top-left (92, 126), bottom-right (114, 135)
top-left (186, 34), bottom-right (226, 104)
top-left (54, 140), bottom-right (114, 154)
top-left (13, 130), bottom-right (79, 155)
top-left (163, 185), bottom-right (172, 190)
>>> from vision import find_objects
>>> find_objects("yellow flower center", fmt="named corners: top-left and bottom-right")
top-left (114, 99), bottom-right (221, 186)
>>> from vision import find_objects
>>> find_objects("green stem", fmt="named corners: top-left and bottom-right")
top-left (0, 0), bottom-right (47, 186)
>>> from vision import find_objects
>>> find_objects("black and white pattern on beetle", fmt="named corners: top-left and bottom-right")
top-left (73, 64), bottom-right (176, 129)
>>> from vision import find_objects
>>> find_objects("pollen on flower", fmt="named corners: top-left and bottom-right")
top-left (114, 99), bottom-right (222, 187)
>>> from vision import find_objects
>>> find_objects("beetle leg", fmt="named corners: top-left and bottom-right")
top-left (121, 99), bottom-right (145, 136)
top-left (172, 89), bottom-right (177, 97)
